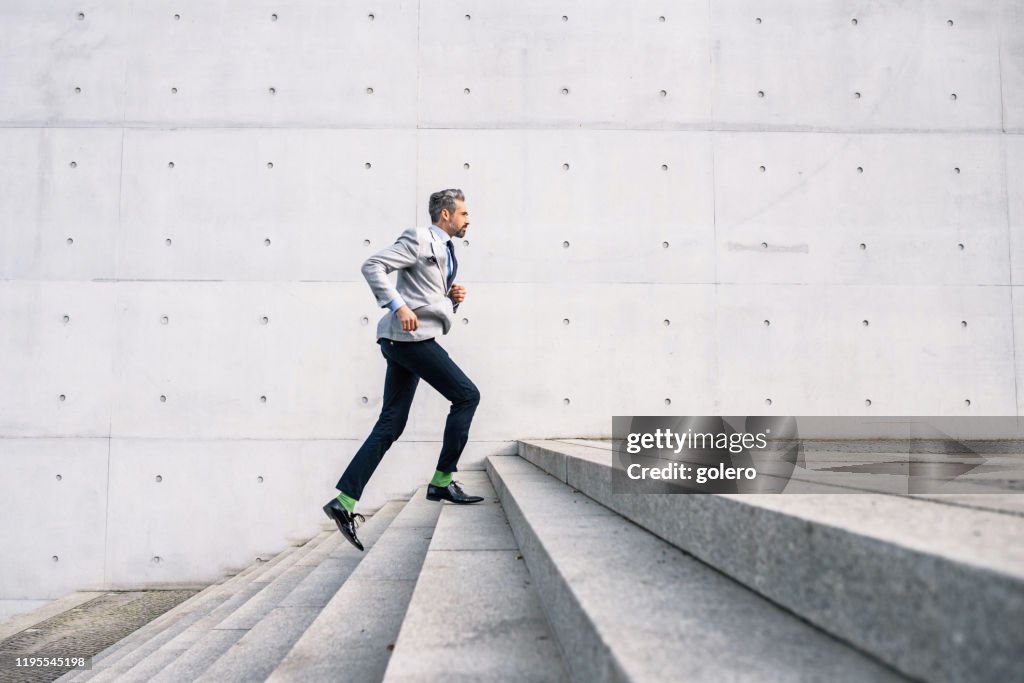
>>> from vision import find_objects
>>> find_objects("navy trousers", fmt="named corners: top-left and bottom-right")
top-left (336, 337), bottom-right (481, 500)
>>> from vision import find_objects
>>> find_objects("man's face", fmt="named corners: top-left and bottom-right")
top-left (442, 199), bottom-right (470, 239)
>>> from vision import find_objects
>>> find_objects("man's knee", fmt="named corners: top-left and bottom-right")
top-left (459, 384), bottom-right (481, 407)
top-left (377, 410), bottom-right (409, 440)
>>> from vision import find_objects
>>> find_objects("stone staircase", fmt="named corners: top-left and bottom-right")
top-left (54, 440), bottom-right (1024, 683)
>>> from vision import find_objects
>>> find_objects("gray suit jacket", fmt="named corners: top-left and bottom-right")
top-left (362, 226), bottom-right (460, 342)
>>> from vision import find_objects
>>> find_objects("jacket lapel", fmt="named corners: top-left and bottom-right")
top-left (429, 238), bottom-right (448, 292)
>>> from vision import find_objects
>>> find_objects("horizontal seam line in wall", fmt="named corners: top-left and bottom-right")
top-left (0, 124), bottom-right (1018, 135)
top-left (4, 279), bottom-right (1020, 287)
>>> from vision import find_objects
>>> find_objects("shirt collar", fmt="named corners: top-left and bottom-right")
top-left (429, 224), bottom-right (451, 244)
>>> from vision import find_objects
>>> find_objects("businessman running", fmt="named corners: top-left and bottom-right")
top-left (324, 189), bottom-right (484, 551)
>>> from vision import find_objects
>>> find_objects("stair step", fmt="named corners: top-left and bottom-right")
top-left (383, 471), bottom-right (569, 682)
top-left (195, 499), bottom-right (407, 683)
top-left (75, 531), bottom-right (323, 682)
top-left (56, 544), bottom-right (280, 682)
top-left (267, 487), bottom-right (441, 682)
top-left (488, 454), bottom-right (906, 682)
top-left (518, 438), bottom-right (1024, 683)
top-left (110, 528), bottom-right (337, 683)
top-left (145, 523), bottom-right (349, 683)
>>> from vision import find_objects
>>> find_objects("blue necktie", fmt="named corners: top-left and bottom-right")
top-left (446, 240), bottom-right (458, 291)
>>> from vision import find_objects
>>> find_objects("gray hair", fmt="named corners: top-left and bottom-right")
top-left (428, 188), bottom-right (465, 223)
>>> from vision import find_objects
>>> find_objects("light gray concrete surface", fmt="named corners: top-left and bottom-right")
top-left (487, 455), bottom-right (906, 683)
top-left (383, 471), bottom-right (568, 682)
top-left (520, 439), bottom-right (1024, 683)
top-left (57, 532), bottom-right (288, 682)
top-left (3, 0), bottom-right (1024, 607)
top-left (109, 529), bottom-right (335, 683)
top-left (71, 532), bottom-right (314, 683)
top-left (267, 488), bottom-right (441, 682)
top-left (143, 527), bottom-right (343, 683)
top-left (195, 500), bottom-right (406, 683)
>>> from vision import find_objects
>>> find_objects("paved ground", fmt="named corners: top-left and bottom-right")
top-left (0, 590), bottom-right (198, 682)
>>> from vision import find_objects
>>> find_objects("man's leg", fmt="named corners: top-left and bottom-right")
top-left (378, 339), bottom-right (481, 500)
top-left (335, 341), bottom-right (420, 503)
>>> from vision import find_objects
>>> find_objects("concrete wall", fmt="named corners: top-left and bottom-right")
top-left (1, 0), bottom-right (1022, 614)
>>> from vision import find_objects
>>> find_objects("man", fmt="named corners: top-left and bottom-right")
top-left (323, 189), bottom-right (484, 551)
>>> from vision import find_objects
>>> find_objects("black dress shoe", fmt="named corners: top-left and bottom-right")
top-left (323, 498), bottom-right (366, 551)
top-left (426, 480), bottom-right (484, 504)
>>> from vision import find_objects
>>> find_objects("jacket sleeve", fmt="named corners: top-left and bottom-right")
top-left (361, 228), bottom-right (420, 308)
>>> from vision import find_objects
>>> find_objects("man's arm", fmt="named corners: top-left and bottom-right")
top-left (361, 228), bottom-right (420, 309)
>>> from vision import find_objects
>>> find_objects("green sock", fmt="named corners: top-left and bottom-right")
top-left (430, 469), bottom-right (453, 487)
top-left (336, 491), bottom-right (357, 513)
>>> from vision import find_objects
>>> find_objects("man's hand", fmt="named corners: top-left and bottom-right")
top-left (397, 305), bottom-right (418, 331)
top-left (448, 283), bottom-right (467, 304)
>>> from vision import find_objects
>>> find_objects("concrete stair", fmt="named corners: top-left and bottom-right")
top-left (52, 439), bottom-right (1022, 682)
top-left (515, 438), bottom-right (1024, 683)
